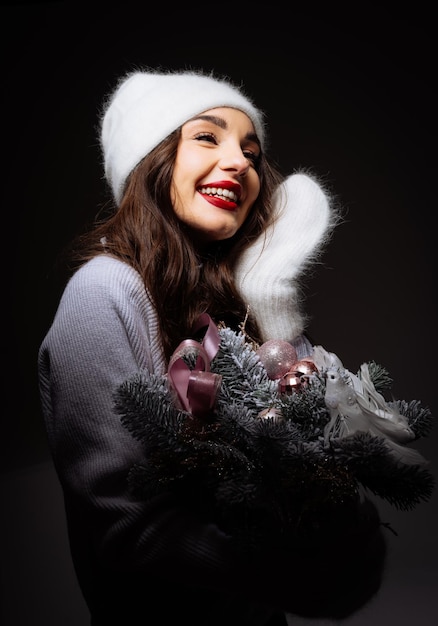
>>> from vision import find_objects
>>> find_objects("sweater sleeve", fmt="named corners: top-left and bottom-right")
top-left (38, 257), bottom-right (239, 581)
top-left (38, 256), bottom-right (386, 622)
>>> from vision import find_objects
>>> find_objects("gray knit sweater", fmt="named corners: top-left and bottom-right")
top-left (38, 254), bottom-right (386, 625)
top-left (38, 255), bottom-right (292, 624)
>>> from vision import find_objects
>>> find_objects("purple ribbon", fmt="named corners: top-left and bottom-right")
top-left (167, 314), bottom-right (222, 419)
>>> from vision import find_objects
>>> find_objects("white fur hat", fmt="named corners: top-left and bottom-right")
top-left (100, 69), bottom-right (266, 205)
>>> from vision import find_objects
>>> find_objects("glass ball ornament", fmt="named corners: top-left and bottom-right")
top-left (256, 339), bottom-right (298, 380)
top-left (293, 359), bottom-right (318, 378)
top-left (278, 359), bottom-right (318, 394)
top-left (278, 371), bottom-right (303, 394)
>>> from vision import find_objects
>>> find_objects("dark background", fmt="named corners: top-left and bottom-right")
top-left (2, 2), bottom-right (437, 625)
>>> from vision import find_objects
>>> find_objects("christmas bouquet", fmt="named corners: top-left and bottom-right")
top-left (114, 314), bottom-right (434, 550)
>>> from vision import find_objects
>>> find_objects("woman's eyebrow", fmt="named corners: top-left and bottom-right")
top-left (190, 114), bottom-right (227, 129)
top-left (188, 114), bottom-right (260, 145)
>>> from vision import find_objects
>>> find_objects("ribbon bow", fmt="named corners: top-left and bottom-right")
top-left (167, 313), bottom-right (222, 419)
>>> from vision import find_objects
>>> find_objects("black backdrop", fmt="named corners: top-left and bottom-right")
top-left (2, 2), bottom-right (437, 625)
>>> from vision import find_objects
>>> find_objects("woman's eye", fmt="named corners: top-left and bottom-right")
top-left (192, 134), bottom-right (260, 168)
top-left (194, 132), bottom-right (217, 144)
top-left (244, 150), bottom-right (261, 167)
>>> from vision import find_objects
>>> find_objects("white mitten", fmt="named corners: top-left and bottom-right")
top-left (234, 172), bottom-right (336, 342)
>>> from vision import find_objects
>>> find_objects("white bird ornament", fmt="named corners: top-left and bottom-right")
top-left (312, 346), bottom-right (426, 466)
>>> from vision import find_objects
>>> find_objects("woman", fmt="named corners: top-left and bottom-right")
top-left (38, 69), bottom-right (386, 625)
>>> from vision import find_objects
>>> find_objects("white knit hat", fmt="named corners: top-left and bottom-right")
top-left (100, 69), bottom-right (266, 205)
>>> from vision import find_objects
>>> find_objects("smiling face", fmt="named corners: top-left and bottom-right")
top-left (170, 107), bottom-right (261, 242)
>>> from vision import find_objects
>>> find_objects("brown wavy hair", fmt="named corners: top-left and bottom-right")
top-left (69, 128), bottom-right (284, 361)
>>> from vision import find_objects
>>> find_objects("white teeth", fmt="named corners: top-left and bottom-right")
top-left (199, 186), bottom-right (238, 202)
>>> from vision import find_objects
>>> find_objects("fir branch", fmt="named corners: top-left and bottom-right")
top-left (364, 361), bottom-right (393, 393)
top-left (279, 374), bottom-right (330, 439)
top-left (212, 328), bottom-right (278, 413)
top-left (330, 431), bottom-right (435, 510)
top-left (114, 372), bottom-right (186, 447)
top-left (389, 399), bottom-right (434, 439)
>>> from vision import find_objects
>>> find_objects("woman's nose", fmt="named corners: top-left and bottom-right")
top-left (219, 145), bottom-right (250, 176)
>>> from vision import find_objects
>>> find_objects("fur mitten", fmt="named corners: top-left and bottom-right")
top-left (234, 172), bottom-right (337, 342)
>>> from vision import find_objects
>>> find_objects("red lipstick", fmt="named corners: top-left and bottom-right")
top-left (197, 180), bottom-right (241, 211)
top-left (201, 195), bottom-right (238, 210)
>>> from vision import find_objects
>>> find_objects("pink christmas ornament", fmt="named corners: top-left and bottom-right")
top-left (278, 359), bottom-right (318, 395)
top-left (278, 372), bottom-right (303, 394)
top-left (256, 339), bottom-right (298, 380)
top-left (293, 359), bottom-right (318, 378)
